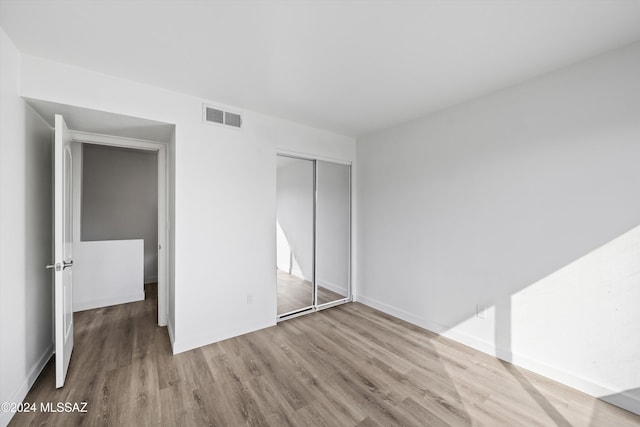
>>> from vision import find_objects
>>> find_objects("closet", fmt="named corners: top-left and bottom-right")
top-left (276, 154), bottom-right (351, 319)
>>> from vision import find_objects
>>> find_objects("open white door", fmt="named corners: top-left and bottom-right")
top-left (47, 114), bottom-right (74, 388)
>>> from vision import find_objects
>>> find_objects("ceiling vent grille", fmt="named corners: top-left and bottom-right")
top-left (203, 104), bottom-right (243, 129)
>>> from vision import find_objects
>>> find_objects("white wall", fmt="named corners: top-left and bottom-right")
top-left (316, 160), bottom-right (350, 296)
top-left (18, 53), bottom-right (356, 354)
top-left (357, 42), bottom-right (640, 415)
top-left (81, 144), bottom-right (158, 283)
top-left (73, 240), bottom-right (145, 311)
top-left (276, 158), bottom-right (314, 280)
top-left (0, 28), bottom-right (53, 427)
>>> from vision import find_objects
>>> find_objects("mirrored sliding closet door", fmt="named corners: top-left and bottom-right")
top-left (315, 160), bottom-right (351, 307)
top-left (276, 156), bottom-right (315, 316)
top-left (276, 154), bottom-right (351, 320)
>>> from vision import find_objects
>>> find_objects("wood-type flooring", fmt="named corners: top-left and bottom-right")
top-left (9, 283), bottom-right (640, 426)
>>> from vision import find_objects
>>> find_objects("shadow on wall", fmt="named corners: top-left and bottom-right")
top-left (362, 218), bottom-right (640, 420)
top-left (491, 224), bottom-right (640, 420)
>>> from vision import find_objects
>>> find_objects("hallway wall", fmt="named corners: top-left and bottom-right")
top-left (81, 144), bottom-right (158, 283)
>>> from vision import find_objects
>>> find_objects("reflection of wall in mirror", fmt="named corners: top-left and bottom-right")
top-left (276, 158), bottom-right (314, 281)
top-left (276, 221), bottom-right (303, 277)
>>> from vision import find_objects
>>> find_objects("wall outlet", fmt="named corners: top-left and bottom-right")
top-left (476, 304), bottom-right (487, 319)
top-left (246, 293), bottom-right (253, 305)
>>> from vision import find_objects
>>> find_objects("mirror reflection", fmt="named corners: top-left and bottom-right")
top-left (316, 160), bottom-right (351, 305)
top-left (276, 156), bottom-right (314, 315)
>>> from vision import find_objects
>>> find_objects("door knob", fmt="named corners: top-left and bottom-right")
top-left (45, 260), bottom-right (73, 271)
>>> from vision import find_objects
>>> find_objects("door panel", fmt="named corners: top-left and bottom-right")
top-left (315, 161), bottom-right (351, 306)
top-left (54, 114), bottom-right (74, 388)
top-left (276, 155), bottom-right (315, 316)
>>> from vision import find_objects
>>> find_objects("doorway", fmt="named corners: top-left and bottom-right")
top-left (71, 142), bottom-right (158, 312)
top-left (276, 154), bottom-right (351, 320)
top-left (71, 131), bottom-right (169, 326)
top-left (25, 98), bottom-right (174, 329)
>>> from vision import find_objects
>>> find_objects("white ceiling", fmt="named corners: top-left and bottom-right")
top-left (2, 1), bottom-right (640, 137)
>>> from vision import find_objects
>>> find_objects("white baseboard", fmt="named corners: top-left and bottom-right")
top-left (356, 294), bottom-right (640, 416)
top-left (316, 279), bottom-right (348, 296)
top-left (172, 318), bottom-right (275, 355)
top-left (73, 292), bottom-right (145, 312)
top-left (0, 343), bottom-right (54, 427)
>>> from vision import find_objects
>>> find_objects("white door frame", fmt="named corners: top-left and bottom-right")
top-left (69, 130), bottom-right (169, 327)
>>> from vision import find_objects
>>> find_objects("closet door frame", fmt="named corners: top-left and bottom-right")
top-left (276, 151), bottom-right (352, 322)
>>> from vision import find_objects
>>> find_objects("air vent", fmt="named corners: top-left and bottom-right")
top-left (203, 104), bottom-right (243, 129)
top-left (205, 107), bottom-right (224, 124)
top-left (224, 112), bottom-right (242, 128)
